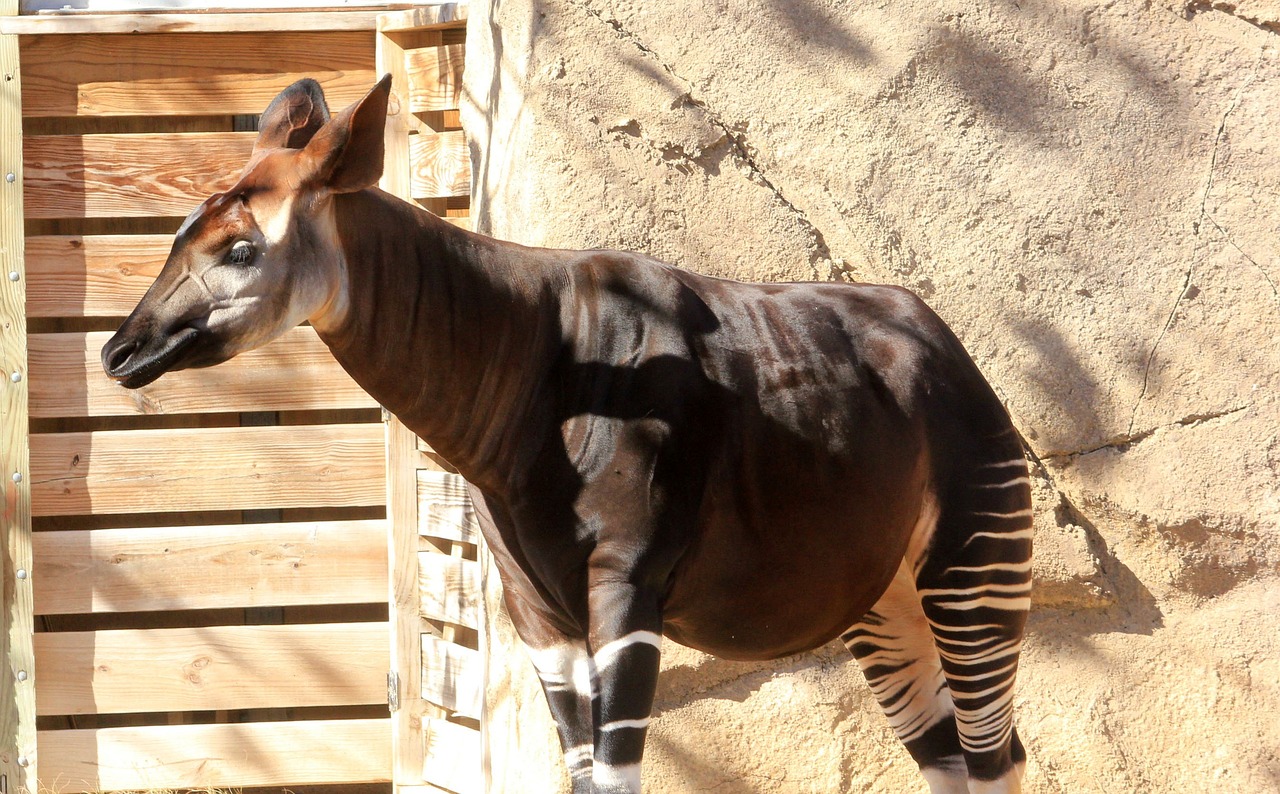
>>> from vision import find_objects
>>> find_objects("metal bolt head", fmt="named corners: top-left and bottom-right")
top-left (7, 271), bottom-right (18, 282)
top-left (16, 670), bottom-right (27, 682)
top-left (9, 371), bottom-right (21, 383)
top-left (10, 471), bottom-right (19, 483)
top-left (17, 755), bottom-right (29, 767)
top-left (4, 172), bottom-right (15, 183)
top-left (15, 568), bottom-right (27, 580)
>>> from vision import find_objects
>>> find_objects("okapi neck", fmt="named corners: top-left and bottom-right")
top-left (321, 188), bottom-right (558, 483)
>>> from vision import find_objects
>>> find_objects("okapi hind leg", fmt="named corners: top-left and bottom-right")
top-left (842, 561), bottom-right (969, 794)
top-left (917, 454), bottom-right (1034, 793)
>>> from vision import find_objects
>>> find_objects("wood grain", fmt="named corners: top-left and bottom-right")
top-left (35, 622), bottom-right (388, 715)
top-left (418, 551), bottom-right (481, 629)
top-left (25, 234), bottom-right (170, 317)
top-left (406, 44), bottom-right (465, 113)
top-left (19, 30), bottom-right (375, 117)
top-left (37, 718), bottom-right (391, 790)
top-left (1, 14), bottom-right (37, 790)
top-left (27, 328), bottom-right (376, 418)
top-left (378, 5), bottom-right (468, 34)
top-left (423, 716), bottom-right (482, 794)
top-left (421, 634), bottom-right (482, 720)
top-left (29, 423), bottom-right (386, 517)
top-left (410, 130), bottom-right (471, 200)
top-left (24, 132), bottom-right (255, 219)
top-left (1, 11), bottom-right (389, 35)
top-left (32, 519), bottom-right (387, 615)
top-left (417, 469), bottom-right (479, 544)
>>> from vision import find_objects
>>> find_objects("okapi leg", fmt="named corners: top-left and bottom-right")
top-left (525, 638), bottom-right (598, 792)
top-left (842, 562), bottom-right (969, 794)
top-left (918, 456), bottom-right (1033, 793)
top-left (586, 580), bottom-right (663, 794)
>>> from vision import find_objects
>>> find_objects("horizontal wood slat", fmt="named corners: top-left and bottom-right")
top-left (32, 519), bottom-right (387, 615)
top-left (417, 470), bottom-right (477, 544)
top-left (35, 623), bottom-right (388, 716)
top-left (37, 718), bottom-right (391, 790)
top-left (418, 551), bottom-right (480, 629)
top-left (25, 234), bottom-right (169, 317)
top-left (421, 634), bottom-right (481, 720)
top-left (30, 423), bottom-right (386, 517)
top-left (406, 44), bottom-right (464, 113)
top-left (423, 717), bottom-right (481, 794)
top-left (2, 11), bottom-right (388, 35)
top-left (24, 132), bottom-right (255, 219)
top-left (377, 4), bottom-right (468, 34)
top-left (28, 328), bottom-right (376, 418)
top-left (410, 130), bottom-right (470, 200)
top-left (19, 31), bottom-right (375, 117)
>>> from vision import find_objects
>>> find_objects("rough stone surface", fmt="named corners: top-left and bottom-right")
top-left (463, 0), bottom-right (1280, 790)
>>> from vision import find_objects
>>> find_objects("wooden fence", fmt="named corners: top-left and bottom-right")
top-left (1, 4), bottom-right (479, 792)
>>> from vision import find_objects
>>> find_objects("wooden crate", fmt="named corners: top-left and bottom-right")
top-left (3, 4), bottom-right (478, 792)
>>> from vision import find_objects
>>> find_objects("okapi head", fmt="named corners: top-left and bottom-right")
top-left (101, 76), bottom-right (391, 388)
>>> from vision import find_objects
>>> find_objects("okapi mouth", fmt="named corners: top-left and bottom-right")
top-left (102, 326), bottom-right (200, 390)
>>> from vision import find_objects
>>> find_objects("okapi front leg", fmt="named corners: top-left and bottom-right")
top-left (526, 638), bottom-right (597, 792)
top-left (587, 579), bottom-right (663, 794)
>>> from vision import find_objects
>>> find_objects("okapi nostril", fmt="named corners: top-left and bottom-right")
top-left (103, 339), bottom-right (137, 374)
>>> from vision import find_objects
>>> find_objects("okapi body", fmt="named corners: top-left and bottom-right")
top-left (102, 78), bottom-right (1032, 794)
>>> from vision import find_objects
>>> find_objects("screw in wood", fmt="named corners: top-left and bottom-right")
top-left (4, 173), bottom-right (13, 183)
top-left (9, 371), bottom-right (20, 383)
top-left (14, 758), bottom-right (26, 768)
top-left (11, 472), bottom-right (20, 483)
top-left (15, 671), bottom-right (26, 682)
top-left (15, 569), bottom-right (26, 580)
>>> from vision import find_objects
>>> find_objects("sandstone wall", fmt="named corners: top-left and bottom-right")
top-left (461, 1), bottom-right (1280, 790)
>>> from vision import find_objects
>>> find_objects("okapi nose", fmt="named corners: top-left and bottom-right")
top-left (101, 335), bottom-right (137, 377)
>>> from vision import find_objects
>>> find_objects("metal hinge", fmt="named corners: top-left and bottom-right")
top-left (387, 671), bottom-right (401, 712)
top-left (2, 771), bottom-right (8, 794)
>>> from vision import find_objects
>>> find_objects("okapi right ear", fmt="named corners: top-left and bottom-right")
top-left (254, 78), bottom-right (331, 152)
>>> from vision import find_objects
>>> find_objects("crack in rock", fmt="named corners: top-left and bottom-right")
top-left (1184, 0), bottom-right (1280, 34)
top-left (569, 0), bottom-right (836, 278)
top-left (1042, 404), bottom-right (1251, 461)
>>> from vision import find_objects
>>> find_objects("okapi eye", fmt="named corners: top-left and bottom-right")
top-left (226, 240), bottom-right (255, 266)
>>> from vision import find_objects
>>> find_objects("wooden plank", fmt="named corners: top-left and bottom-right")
top-left (406, 43), bottom-right (465, 113)
top-left (28, 328), bottom-right (377, 418)
top-left (410, 130), bottom-right (471, 200)
top-left (37, 718), bottom-right (391, 790)
top-left (417, 470), bottom-right (478, 544)
top-left (35, 622), bottom-right (388, 715)
top-left (421, 634), bottom-right (482, 720)
top-left (23, 131), bottom-right (255, 219)
top-left (19, 30), bottom-right (375, 117)
top-left (378, 4), bottom-right (468, 33)
top-left (29, 423), bottom-right (386, 517)
top-left (1, 10), bottom-right (390, 35)
top-left (423, 717), bottom-right (482, 794)
top-left (25, 234), bottom-right (169, 317)
top-left (1, 13), bottom-right (38, 788)
top-left (418, 551), bottom-right (481, 629)
top-left (31, 519), bottom-right (387, 615)
top-left (386, 420), bottom-right (434, 785)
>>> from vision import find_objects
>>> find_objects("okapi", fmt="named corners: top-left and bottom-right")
top-left (102, 77), bottom-right (1032, 793)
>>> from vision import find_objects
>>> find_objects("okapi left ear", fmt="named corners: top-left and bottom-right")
top-left (300, 74), bottom-right (392, 194)
top-left (255, 78), bottom-right (331, 152)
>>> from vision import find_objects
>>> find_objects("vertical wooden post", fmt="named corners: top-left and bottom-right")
top-left (0, 4), bottom-right (37, 790)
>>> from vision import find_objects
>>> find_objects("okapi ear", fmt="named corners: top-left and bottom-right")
top-left (300, 74), bottom-right (391, 194)
top-left (255, 78), bottom-right (331, 152)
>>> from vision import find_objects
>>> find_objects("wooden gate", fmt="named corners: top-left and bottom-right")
top-left (1, 4), bottom-right (482, 792)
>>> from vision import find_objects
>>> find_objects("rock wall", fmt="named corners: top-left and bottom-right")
top-left (462, 0), bottom-right (1280, 790)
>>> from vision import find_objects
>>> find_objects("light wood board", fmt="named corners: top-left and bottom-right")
top-left (421, 634), bottom-right (481, 720)
top-left (35, 622), bottom-right (388, 715)
top-left (406, 43), bottom-right (465, 113)
top-left (37, 717), bottom-right (391, 790)
top-left (25, 234), bottom-right (170, 317)
top-left (24, 131), bottom-right (256, 218)
top-left (418, 551), bottom-right (481, 629)
top-left (18, 30), bottom-right (375, 116)
top-left (28, 328), bottom-right (376, 417)
top-left (423, 716), bottom-right (481, 794)
top-left (410, 130), bottom-right (471, 200)
top-left (29, 423), bottom-right (386, 517)
top-left (32, 519), bottom-right (387, 614)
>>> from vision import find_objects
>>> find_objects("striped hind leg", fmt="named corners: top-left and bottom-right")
top-left (917, 456), bottom-right (1033, 792)
top-left (842, 559), bottom-right (969, 794)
